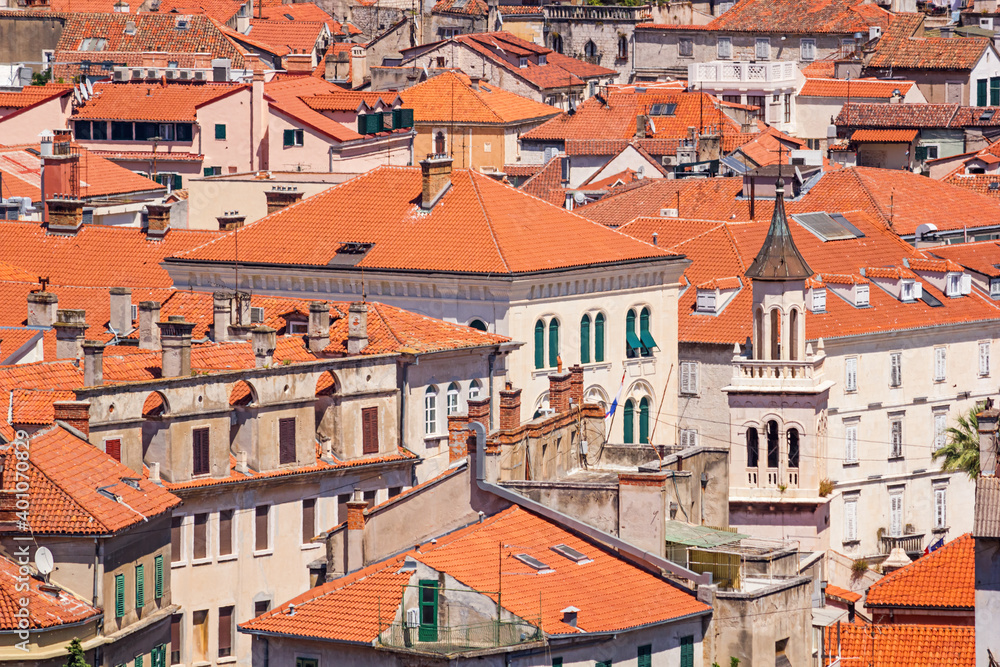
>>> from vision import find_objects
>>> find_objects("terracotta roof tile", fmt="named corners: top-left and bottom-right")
top-left (146, 0), bottom-right (244, 22)
top-left (258, 2), bottom-right (357, 36)
top-left (301, 91), bottom-right (397, 112)
top-left (10, 389), bottom-right (77, 425)
top-left (432, 0), bottom-right (485, 15)
top-left (927, 240), bottom-right (1000, 277)
top-left (907, 257), bottom-right (964, 273)
top-left (850, 128), bottom-right (919, 143)
top-left (835, 103), bottom-right (959, 128)
top-left (243, 19), bottom-right (326, 56)
top-left (869, 13), bottom-right (989, 70)
top-left (943, 173), bottom-right (1000, 197)
top-left (0, 84), bottom-right (73, 112)
top-left (703, 0), bottom-right (889, 34)
top-left (265, 76), bottom-right (366, 142)
top-left (400, 71), bottom-right (561, 124)
top-left (822, 624), bottom-right (974, 667)
top-left (798, 78), bottom-right (914, 99)
top-left (866, 533), bottom-right (974, 610)
top-left (825, 584), bottom-right (862, 603)
top-left (73, 81), bottom-right (246, 122)
top-left (0, 555), bottom-right (101, 630)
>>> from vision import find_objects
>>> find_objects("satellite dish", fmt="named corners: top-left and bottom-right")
top-left (73, 87), bottom-right (82, 104)
top-left (637, 165), bottom-right (645, 179)
top-left (35, 547), bottom-right (54, 576)
top-left (573, 191), bottom-right (586, 205)
top-left (85, 79), bottom-right (94, 97)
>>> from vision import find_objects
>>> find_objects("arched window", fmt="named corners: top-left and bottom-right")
top-left (434, 131), bottom-right (446, 155)
top-left (789, 308), bottom-right (800, 361)
top-left (424, 386), bottom-right (438, 435)
top-left (770, 309), bottom-right (781, 360)
top-left (746, 427), bottom-right (759, 468)
top-left (446, 382), bottom-right (460, 416)
top-left (548, 319), bottom-right (560, 368)
top-left (584, 40), bottom-right (597, 58)
top-left (638, 397), bottom-right (650, 444)
top-left (468, 380), bottom-right (481, 401)
top-left (625, 309), bottom-right (640, 358)
top-left (639, 307), bottom-right (654, 357)
top-left (623, 398), bottom-right (636, 443)
top-left (580, 314), bottom-right (591, 364)
top-left (594, 313), bottom-right (605, 362)
top-left (767, 420), bottom-right (779, 469)
top-left (787, 428), bottom-right (800, 469)
top-left (550, 33), bottom-right (563, 54)
top-left (469, 318), bottom-right (488, 332)
top-left (534, 320), bottom-right (545, 369)
top-left (618, 35), bottom-right (628, 61)
top-left (753, 308), bottom-right (763, 360)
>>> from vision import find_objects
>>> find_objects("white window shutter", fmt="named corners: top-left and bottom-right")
top-left (961, 273), bottom-right (972, 295)
top-left (890, 493), bottom-right (902, 536)
top-left (691, 363), bottom-right (699, 393)
top-left (935, 348), bottom-right (946, 380)
top-left (981, 342), bottom-right (991, 376)
top-left (914, 282), bottom-right (923, 299)
top-left (935, 413), bottom-right (947, 448)
top-left (935, 488), bottom-right (946, 528)
top-left (846, 426), bottom-right (857, 462)
top-left (845, 499), bottom-right (857, 541)
top-left (846, 357), bottom-right (857, 391)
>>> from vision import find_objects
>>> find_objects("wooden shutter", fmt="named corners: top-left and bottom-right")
top-left (154, 555), bottom-right (163, 599)
top-left (981, 342), bottom-right (991, 376)
top-left (846, 426), bottom-right (857, 462)
top-left (283, 129), bottom-right (295, 146)
top-left (192, 428), bottom-right (210, 476)
top-left (170, 516), bottom-right (182, 562)
top-left (279, 417), bottom-right (296, 464)
top-left (218, 606), bottom-right (234, 658)
top-left (135, 564), bottom-right (144, 608)
top-left (890, 421), bottom-right (902, 458)
top-left (115, 573), bottom-right (125, 617)
top-left (623, 400), bottom-right (634, 444)
top-left (935, 488), bottom-right (946, 528)
top-left (680, 362), bottom-right (690, 394)
top-left (846, 357), bottom-right (857, 391)
top-left (193, 514), bottom-right (208, 560)
top-left (992, 76), bottom-right (1000, 106)
top-left (845, 499), bottom-right (857, 541)
top-left (548, 319), bottom-right (559, 368)
top-left (302, 498), bottom-right (316, 545)
top-left (890, 354), bottom-right (901, 387)
top-left (638, 645), bottom-right (651, 667)
top-left (362, 407), bottom-right (379, 454)
top-left (105, 438), bottom-right (122, 462)
top-left (219, 510), bottom-right (233, 556)
top-left (580, 316), bottom-right (590, 364)
top-left (890, 493), bottom-right (902, 536)
top-left (680, 636), bottom-right (694, 667)
top-left (255, 506), bottom-right (269, 551)
top-left (979, 78), bottom-right (989, 106)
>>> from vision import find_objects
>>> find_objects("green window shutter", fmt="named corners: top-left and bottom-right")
top-left (401, 108), bottom-right (414, 128)
top-left (283, 129), bottom-right (295, 146)
top-left (172, 174), bottom-right (182, 191)
top-left (639, 307), bottom-right (656, 356)
top-left (534, 320), bottom-right (545, 369)
top-left (548, 319), bottom-right (560, 368)
top-left (115, 573), bottom-right (125, 618)
top-left (680, 635), bottom-right (694, 667)
top-left (638, 645), bottom-right (651, 667)
top-left (552, 659), bottom-right (563, 667)
top-left (594, 313), bottom-right (605, 362)
top-left (215, 123), bottom-right (226, 140)
top-left (150, 646), bottom-right (162, 667)
top-left (135, 654), bottom-right (143, 667)
top-left (978, 78), bottom-right (988, 106)
top-left (358, 113), bottom-right (367, 134)
top-left (418, 580), bottom-right (439, 642)
top-left (626, 309), bottom-right (640, 357)
top-left (154, 555), bottom-right (163, 599)
top-left (623, 399), bottom-right (634, 444)
top-left (597, 661), bottom-right (612, 667)
top-left (135, 564), bottom-right (144, 609)
top-left (639, 397), bottom-right (650, 444)
top-left (203, 167), bottom-right (213, 177)
top-left (915, 145), bottom-right (928, 162)
top-left (991, 77), bottom-right (999, 106)
top-left (580, 315), bottom-right (590, 364)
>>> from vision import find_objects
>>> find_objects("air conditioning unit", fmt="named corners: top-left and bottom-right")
top-left (147, 68), bottom-right (160, 78)
top-left (131, 68), bottom-right (144, 79)
top-left (982, 17), bottom-right (994, 30)
top-left (179, 70), bottom-right (192, 79)
top-left (113, 67), bottom-right (128, 81)
top-left (194, 70), bottom-right (207, 80)
top-left (250, 306), bottom-right (265, 323)
top-left (661, 155), bottom-right (674, 166)
top-left (405, 608), bottom-right (419, 628)
top-left (165, 69), bottom-right (179, 79)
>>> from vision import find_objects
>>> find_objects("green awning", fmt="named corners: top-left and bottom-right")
top-left (626, 331), bottom-right (642, 353)
top-left (663, 520), bottom-right (747, 549)
top-left (640, 330), bottom-right (657, 351)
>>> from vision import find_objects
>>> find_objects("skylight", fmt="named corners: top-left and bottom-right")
top-left (514, 553), bottom-right (550, 571)
top-left (649, 103), bottom-right (676, 117)
top-left (550, 544), bottom-right (590, 563)
top-left (793, 212), bottom-right (865, 242)
top-left (982, 109), bottom-right (996, 122)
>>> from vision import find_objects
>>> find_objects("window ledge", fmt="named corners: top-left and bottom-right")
top-left (424, 434), bottom-right (445, 444)
top-left (190, 557), bottom-right (213, 567)
top-left (170, 560), bottom-right (187, 569)
top-left (192, 662), bottom-right (212, 667)
top-left (841, 539), bottom-right (861, 547)
top-left (932, 526), bottom-right (949, 533)
top-left (217, 658), bottom-right (238, 664)
top-left (887, 456), bottom-right (905, 462)
top-left (679, 391), bottom-right (699, 397)
top-left (253, 549), bottom-right (273, 558)
top-left (217, 553), bottom-right (238, 563)
top-left (842, 461), bottom-right (860, 468)
top-left (301, 543), bottom-right (322, 551)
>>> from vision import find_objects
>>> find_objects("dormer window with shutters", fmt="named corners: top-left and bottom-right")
top-left (694, 277), bottom-right (741, 314)
top-left (908, 258), bottom-right (970, 296)
top-left (696, 291), bottom-right (716, 313)
top-left (945, 271), bottom-right (971, 297)
top-left (812, 288), bottom-right (826, 312)
top-left (901, 280), bottom-right (915, 302)
top-left (856, 284), bottom-right (869, 306)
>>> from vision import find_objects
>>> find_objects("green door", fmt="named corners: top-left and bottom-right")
top-left (418, 580), bottom-right (439, 642)
top-left (623, 399), bottom-right (635, 444)
top-left (639, 397), bottom-right (650, 444)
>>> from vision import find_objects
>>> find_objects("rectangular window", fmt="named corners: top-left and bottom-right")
top-left (844, 496), bottom-right (858, 541)
top-left (75, 120), bottom-right (92, 140)
top-left (979, 78), bottom-right (988, 106)
top-left (105, 438), bottom-right (122, 461)
top-left (992, 76), bottom-right (1000, 106)
top-left (219, 509), bottom-right (234, 556)
top-left (203, 166), bottom-right (222, 177)
top-left (845, 356), bottom-right (858, 392)
top-left (991, 278), bottom-right (1000, 298)
top-left (151, 644), bottom-right (166, 667)
top-left (901, 280), bottom-right (915, 301)
top-left (747, 95), bottom-right (765, 120)
top-left (800, 38), bottom-right (816, 61)
top-left (283, 128), bottom-right (304, 147)
top-left (115, 573), bottom-right (125, 617)
top-left (192, 427), bottom-right (210, 476)
top-left (176, 123), bottom-right (192, 142)
top-left (193, 513), bottom-right (208, 560)
top-left (947, 273), bottom-right (962, 296)
top-left (279, 417), bottom-right (296, 464)
top-left (980, 341), bottom-right (991, 376)
top-left (813, 288), bottom-right (826, 311)
top-left (844, 423), bottom-right (858, 463)
top-left (111, 121), bottom-right (133, 140)
top-left (889, 419), bottom-right (903, 459)
top-left (302, 498), bottom-right (316, 545)
top-left (680, 429), bottom-right (698, 448)
top-left (158, 123), bottom-right (174, 141)
top-left (889, 490), bottom-right (903, 537)
top-left (135, 563), bottom-right (144, 609)
top-left (215, 123), bottom-right (226, 140)
top-left (925, 145), bottom-right (940, 160)
top-left (679, 37), bottom-right (693, 57)
top-left (638, 645), bottom-right (652, 667)
top-left (170, 516), bottom-right (183, 563)
top-left (255, 600), bottom-right (271, 616)
top-left (170, 614), bottom-right (182, 664)
top-left (717, 36), bottom-right (732, 59)
top-left (784, 93), bottom-right (791, 123)
top-left (935, 412), bottom-right (948, 450)
top-left (192, 610), bottom-right (208, 662)
top-left (890, 352), bottom-right (901, 387)
top-left (519, 56), bottom-right (528, 68)
top-left (680, 635), bottom-right (694, 667)
top-left (755, 37), bottom-right (770, 60)
top-left (218, 606), bottom-right (234, 658)
top-left (680, 361), bottom-right (699, 395)
top-left (255, 505), bottom-right (270, 552)
top-left (154, 555), bottom-right (163, 599)
top-left (362, 406), bottom-right (379, 454)
top-left (934, 486), bottom-right (947, 529)
top-left (934, 347), bottom-right (947, 381)
top-left (297, 660), bottom-right (318, 667)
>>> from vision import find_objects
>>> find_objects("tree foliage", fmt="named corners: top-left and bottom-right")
top-left (933, 406), bottom-right (980, 479)
top-left (64, 638), bottom-right (91, 667)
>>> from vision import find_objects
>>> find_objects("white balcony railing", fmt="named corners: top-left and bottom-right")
top-left (688, 61), bottom-right (797, 89)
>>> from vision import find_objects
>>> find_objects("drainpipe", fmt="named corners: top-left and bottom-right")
top-left (92, 538), bottom-right (101, 606)
top-left (488, 351), bottom-right (496, 431)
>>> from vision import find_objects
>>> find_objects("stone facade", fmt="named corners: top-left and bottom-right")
top-left (542, 4), bottom-right (652, 81)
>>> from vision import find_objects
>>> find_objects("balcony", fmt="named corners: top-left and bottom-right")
top-left (378, 620), bottom-right (543, 655)
top-left (725, 352), bottom-right (832, 394)
top-left (545, 4), bottom-right (652, 21)
top-left (687, 61), bottom-right (798, 90)
top-left (880, 532), bottom-right (925, 557)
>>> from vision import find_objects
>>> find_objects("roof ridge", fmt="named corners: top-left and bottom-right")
top-left (867, 532), bottom-right (973, 607)
top-left (369, 302), bottom-right (405, 349)
top-left (467, 170), bottom-right (512, 273)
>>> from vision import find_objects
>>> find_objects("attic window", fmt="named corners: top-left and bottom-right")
top-left (79, 37), bottom-right (108, 51)
top-left (792, 212), bottom-right (864, 242)
top-left (946, 272), bottom-right (971, 297)
top-left (339, 242), bottom-right (373, 254)
top-left (901, 280), bottom-right (916, 302)
top-left (284, 12), bottom-right (294, 19)
top-left (519, 57), bottom-right (528, 68)
top-left (176, 17), bottom-right (190, 28)
top-left (856, 284), bottom-right (869, 307)
top-left (514, 553), bottom-right (551, 571)
top-left (550, 544), bottom-right (590, 563)
top-left (983, 109), bottom-right (996, 122)
top-left (991, 277), bottom-right (1000, 298)
top-left (649, 103), bottom-right (676, 116)
top-left (812, 288), bottom-right (826, 312)
top-left (696, 291), bottom-right (717, 313)
top-left (288, 321), bottom-right (308, 334)
top-left (538, 55), bottom-right (546, 65)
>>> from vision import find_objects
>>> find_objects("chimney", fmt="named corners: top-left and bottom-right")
top-left (109, 287), bottom-right (133, 335)
top-left (27, 291), bottom-right (58, 327)
top-left (469, 74), bottom-right (481, 90)
top-left (82, 340), bottom-right (104, 387)
top-left (158, 316), bottom-right (195, 377)
top-left (978, 405), bottom-right (1000, 476)
top-left (636, 114), bottom-right (648, 139)
top-left (468, 397), bottom-right (490, 430)
top-left (138, 301), bottom-right (162, 350)
top-left (548, 371), bottom-right (572, 414)
top-left (53, 400), bottom-right (90, 437)
top-left (264, 186), bottom-right (303, 215)
top-left (251, 325), bottom-right (276, 368)
top-left (618, 472), bottom-right (668, 558)
top-left (448, 413), bottom-right (472, 463)
top-left (213, 292), bottom-right (232, 343)
top-left (486, 0), bottom-right (498, 30)
top-left (307, 301), bottom-right (330, 353)
top-left (42, 130), bottom-right (80, 207)
top-left (216, 211), bottom-right (246, 230)
top-left (53, 309), bottom-right (87, 360)
top-left (347, 302), bottom-right (368, 354)
top-left (561, 607), bottom-right (579, 628)
top-left (498, 384), bottom-right (521, 430)
top-left (283, 53), bottom-right (313, 75)
top-left (46, 197), bottom-right (85, 234)
top-left (890, 88), bottom-right (903, 104)
top-left (145, 203), bottom-right (172, 237)
top-left (345, 489), bottom-right (367, 573)
top-left (568, 364), bottom-right (584, 407)
top-left (420, 155), bottom-right (453, 210)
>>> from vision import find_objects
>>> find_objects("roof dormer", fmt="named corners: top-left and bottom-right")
top-left (905, 258), bottom-right (970, 298)
top-left (805, 276), bottom-right (826, 313)
top-left (695, 277), bottom-right (741, 314)
top-left (862, 266), bottom-right (922, 303)
top-left (821, 273), bottom-right (870, 308)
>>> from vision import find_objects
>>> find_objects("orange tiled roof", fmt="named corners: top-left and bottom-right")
top-left (864, 266), bottom-right (917, 279)
top-left (242, 506), bottom-right (711, 642)
top-left (836, 102), bottom-right (960, 128)
top-left (432, 0), bottom-right (485, 15)
top-left (145, 0), bottom-right (244, 22)
top-left (850, 128), bottom-right (918, 143)
top-left (264, 76), bottom-right (367, 142)
top-left (0, 554), bottom-right (101, 630)
top-left (10, 389), bottom-right (77, 425)
top-left (869, 12), bottom-right (989, 70)
top-left (907, 257), bottom-right (964, 273)
top-left (944, 173), bottom-right (1000, 198)
top-left (258, 1), bottom-right (358, 36)
top-left (243, 19), bottom-right (326, 56)
top-left (703, 0), bottom-right (889, 34)
top-left (866, 533), bottom-right (974, 610)
top-left (170, 166), bottom-right (677, 274)
top-left (927, 240), bottom-right (1000, 277)
top-left (799, 78), bottom-right (914, 99)
top-left (822, 624), bottom-right (974, 667)
top-left (0, 425), bottom-right (180, 535)
top-left (0, 84), bottom-right (73, 111)
top-left (697, 276), bottom-right (741, 290)
top-left (301, 90), bottom-right (397, 112)
top-left (73, 81), bottom-right (246, 122)
top-left (400, 71), bottom-right (561, 124)
top-left (825, 584), bottom-right (862, 603)
top-left (820, 273), bottom-right (868, 284)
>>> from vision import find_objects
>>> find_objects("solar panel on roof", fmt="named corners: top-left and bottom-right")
top-left (550, 544), bottom-right (589, 562)
top-left (792, 212), bottom-right (864, 242)
top-left (649, 103), bottom-right (676, 117)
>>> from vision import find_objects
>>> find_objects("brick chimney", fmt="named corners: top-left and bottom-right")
top-left (46, 196), bottom-right (85, 234)
top-left (27, 291), bottom-right (58, 327)
top-left (420, 154), bottom-right (453, 210)
top-left (252, 325), bottom-right (276, 368)
top-left (213, 292), bottom-right (232, 343)
top-left (145, 202), bottom-right (172, 238)
top-left (53, 400), bottom-right (90, 437)
top-left (283, 52), bottom-right (314, 75)
top-left (158, 316), bottom-right (195, 377)
top-left (347, 302), bottom-right (368, 354)
top-left (216, 211), bottom-right (246, 230)
top-left (82, 340), bottom-right (104, 387)
top-left (138, 301), bottom-right (162, 350)
top-left (618, 472), bottom-right (668, 558)
top-left (498, 385), bottom-right (521, 430)
top-left (548, 371), bottom-right (572, 414)
top-left (568, 364), bottom-right (584, 407)
top-left (42, 130), bottom-right (80, 208)
top-left (307, 301), bottom-right (330, 354)
top-left (109, 287), bottom-right (133, 335)
top-left (265, 186), bottom-right (303, 215)
top-left (448, 413), bottom-right (471, 463)
top-left (53, 309), bottom-right (87, 360)
top-left (345, 489), bottom-right (367, 573)
top-left (468, 397), bottom-right (490, 430)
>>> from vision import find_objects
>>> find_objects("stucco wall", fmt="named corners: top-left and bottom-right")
top-left (976, 536), bottom-right (1000, 665)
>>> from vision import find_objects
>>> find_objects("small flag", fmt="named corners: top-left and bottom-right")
top-left (605, 370), bottom-right (627, 422)
top-left (923, 537), bottom-right (945, 556)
